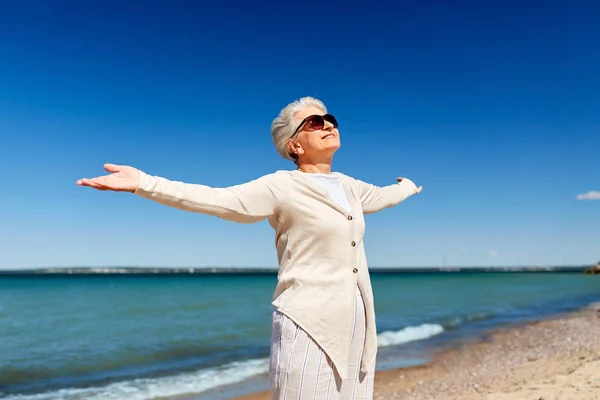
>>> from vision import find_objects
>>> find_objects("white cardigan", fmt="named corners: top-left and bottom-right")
top-left (134, 169), bottom-right (418, 379)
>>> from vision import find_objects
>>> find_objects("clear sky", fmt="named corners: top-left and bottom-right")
top-left (0, 1), bottom-right (598, 269)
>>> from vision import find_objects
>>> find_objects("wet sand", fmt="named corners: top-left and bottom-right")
top-left (232, 302), bottom-right (600, 400)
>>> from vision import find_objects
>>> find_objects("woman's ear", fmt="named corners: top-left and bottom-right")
top-left (287, 139), bottom-right (303, 157)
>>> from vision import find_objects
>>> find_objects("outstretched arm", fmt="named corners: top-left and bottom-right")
top-left (134, 170), bottom-right (280, 223)
top-left (354, 177), bottom-right (421, 214)
top-left (77, 164), bottom-right (281, 223)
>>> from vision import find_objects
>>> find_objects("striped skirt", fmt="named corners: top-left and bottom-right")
top-left (269, 289), bottom-right (374, 400)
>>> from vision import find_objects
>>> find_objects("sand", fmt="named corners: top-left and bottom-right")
top-left (232, 302), bottom-right (600, 400)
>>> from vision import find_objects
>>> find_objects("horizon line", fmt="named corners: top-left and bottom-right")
top-left (0, 264), bottom-right (594, 272)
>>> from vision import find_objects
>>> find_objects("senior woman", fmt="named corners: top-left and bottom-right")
top-left (77, 96), bottom-right (422, 399)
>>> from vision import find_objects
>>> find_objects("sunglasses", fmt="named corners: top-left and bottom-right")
top-left (290, 114), bottom-right (338, 138)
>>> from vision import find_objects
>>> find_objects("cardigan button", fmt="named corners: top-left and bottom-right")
top-left (353, 268), bottom-right (358, 273)
top-left (351, 241), bottom-right (356, 247)
top-left (348, 215), bottom-right (353, 221)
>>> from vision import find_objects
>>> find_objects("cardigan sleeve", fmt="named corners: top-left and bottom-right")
top-left (353, 177), bottom-right (418, 214)
top-left (133, 171), bottom-right (281, 223)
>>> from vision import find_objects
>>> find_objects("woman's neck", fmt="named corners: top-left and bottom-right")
top-left (297, 162), bottom-right (332, 174)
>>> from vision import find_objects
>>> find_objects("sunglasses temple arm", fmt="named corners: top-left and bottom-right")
top-left (290, 119), bottom-right (307, 138)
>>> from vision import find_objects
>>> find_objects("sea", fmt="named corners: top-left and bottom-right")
top-left (1, 270), bottom-right (599, 400)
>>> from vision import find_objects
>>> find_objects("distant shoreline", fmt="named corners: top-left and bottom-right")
top-left (0, 265), bottom-right (592, 275)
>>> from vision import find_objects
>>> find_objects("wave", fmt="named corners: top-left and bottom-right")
top-left (3, 322), bottom-right (446, 400)
top-left (1, 358), bottom-right (269, 400)
top-left (377, 323), bottom-right (444, 347)
top-left (439, 311), bottom-right (496, 329)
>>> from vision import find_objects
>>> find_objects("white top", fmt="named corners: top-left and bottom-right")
top-left (302, 172), bottom-right (351, 212)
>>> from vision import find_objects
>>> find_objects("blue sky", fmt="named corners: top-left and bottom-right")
top-left (0, 1), bottom-right (598, 269)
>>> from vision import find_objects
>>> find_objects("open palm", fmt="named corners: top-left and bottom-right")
top-left (76, 164), bottom-right (140, 192)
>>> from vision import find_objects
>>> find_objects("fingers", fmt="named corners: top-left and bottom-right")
top-left (76, 178), bottom-right (106, 190)
top-left (104, 163), bottom-right (121, 173)
top-left (77, 164), bottom-right (122, 191)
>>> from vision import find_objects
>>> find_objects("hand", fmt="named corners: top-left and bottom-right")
top-left (76, 164), bottom-right (141, 193)
top-left (397, 177), bottom-right (422, 194)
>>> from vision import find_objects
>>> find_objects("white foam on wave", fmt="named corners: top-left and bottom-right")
top-left (377, 323), bottom-right (444, 347)
top-left (2, 358), bottom-right (269, 400)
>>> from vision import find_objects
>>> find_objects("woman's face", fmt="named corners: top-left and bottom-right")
top-left (287, 106), bottom-right (340, 161)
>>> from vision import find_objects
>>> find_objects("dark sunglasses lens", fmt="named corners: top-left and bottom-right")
top-left (323, 114), bottom-right (338, 128)
top-left (306, 115), bottom-right (325, 129)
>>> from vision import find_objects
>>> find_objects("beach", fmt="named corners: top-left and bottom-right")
top-left (233, 301), bottom-right (600, 400)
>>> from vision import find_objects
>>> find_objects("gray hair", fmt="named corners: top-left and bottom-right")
top-left (271, 96), bottom-right (327, 163)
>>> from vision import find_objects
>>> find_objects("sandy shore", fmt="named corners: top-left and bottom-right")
top-left (233, 302), bottom-right (600, 400)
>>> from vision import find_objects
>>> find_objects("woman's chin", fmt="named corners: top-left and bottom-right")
top-left (324, 140), bottom-right (341, 150)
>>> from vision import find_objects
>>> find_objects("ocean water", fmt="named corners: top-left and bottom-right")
top-left (1, 271), bottom-right (599, 400)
